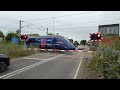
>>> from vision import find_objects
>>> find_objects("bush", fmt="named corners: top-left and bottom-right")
top-left (88, 36), bottom-right (120, 79)
top-left (88, 48), bottom-right (120, 79)
top-left (0, 43), bottom-right (35, 59)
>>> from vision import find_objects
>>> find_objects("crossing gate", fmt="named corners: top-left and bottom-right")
top-left (28, 47), bottom-right (94, 53)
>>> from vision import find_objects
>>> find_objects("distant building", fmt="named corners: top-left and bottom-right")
top-left (98, 24), bottom-right (119, 36)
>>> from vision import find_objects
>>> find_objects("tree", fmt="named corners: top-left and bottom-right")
top-left (73, 41), bottom-right (79, 46)
top-left (5, 30), bottom-right (21, 44)
top-left (5, 32), bottom-right (16, 42)
top-left (27, 33), bottom-right (39, 36)
top-left (80, 40), bottom-right (87, 45)
top-left (16, 29), bottom-right (21, 35)
top-left (47, 33), bottom-right (54, 35)
top-left (0, 30), bottom-right (4, 38)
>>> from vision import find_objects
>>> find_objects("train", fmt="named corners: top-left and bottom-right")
top-left (26, 35), bottom-right (76, 50)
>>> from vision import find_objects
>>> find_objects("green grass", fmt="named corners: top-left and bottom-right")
top-left (0, 43), bottom-right (35, 59)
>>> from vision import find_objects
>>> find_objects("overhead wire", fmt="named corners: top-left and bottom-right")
top-left (22, 21), bottom-right (47, 34)
top-left (46, 18), bottom-right (120, 28)
top-left (1, 12), bottom-right (120, 35)
top-left (24, 11), bottom-right (98, 21)
top-left (22, 13), bottom-right (120, 27)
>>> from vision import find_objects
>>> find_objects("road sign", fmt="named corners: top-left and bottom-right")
top-left (12, 38), bottom-right (18, 43)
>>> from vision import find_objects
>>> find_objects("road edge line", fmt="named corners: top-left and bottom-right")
top-left (73, 52), bottom-right (84, 79)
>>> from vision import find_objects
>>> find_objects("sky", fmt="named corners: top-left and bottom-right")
top-left (0, 11), bottom-right (120, 42)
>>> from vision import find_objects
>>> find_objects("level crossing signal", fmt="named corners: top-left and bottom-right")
top-left (20, 34), bottom-right (28, 40)
top-left (90, 32), bottom-right (103, 41)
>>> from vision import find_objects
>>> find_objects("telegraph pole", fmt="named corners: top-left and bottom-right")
top-left (19, 20), bottom-right (23, 36)
top-left (46, 28), bottom-right (48, 35)
top-left (19, 20), bottom-right (26, 48)
top-left (52, 17), bottom-right (55, 35)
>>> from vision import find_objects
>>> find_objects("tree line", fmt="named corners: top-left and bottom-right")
top-left (0, 30), bottom-right (89, 46)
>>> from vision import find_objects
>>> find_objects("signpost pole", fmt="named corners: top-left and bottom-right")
top-left (24, 39), bottom-right (27, 50)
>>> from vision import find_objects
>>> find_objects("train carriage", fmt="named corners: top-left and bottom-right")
top-left (26, 35), bottom-right (76, 50)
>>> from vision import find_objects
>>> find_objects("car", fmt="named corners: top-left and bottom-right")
top-left (0, 54), bottom-right (10, 73)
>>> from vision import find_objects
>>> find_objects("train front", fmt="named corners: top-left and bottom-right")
top-left (59, 36), bottom-right (76, 50)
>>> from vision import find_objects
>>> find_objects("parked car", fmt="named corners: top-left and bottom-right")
top-left (0, 54), bottom-right (10, 73)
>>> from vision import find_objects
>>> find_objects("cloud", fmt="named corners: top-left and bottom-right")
top-left (0, 11), bottom-right (120, 41)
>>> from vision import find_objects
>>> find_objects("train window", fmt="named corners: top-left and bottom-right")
top-left (33, 39), bottom-right (37, 43)
top-left (28, 39), bottom-right (32, 43)
top-left (64, 37), bottom-right (72, 46)
top-left (64, 37), bottom-right (70, 43)
top-left (37, 38), bottom-right (42, 43)
top-left (55, 38), bottom-right (63, 44)
top-left (46, 38), bottom-right (53, 44)
top-left (28, 38), bottom-right (36, 43)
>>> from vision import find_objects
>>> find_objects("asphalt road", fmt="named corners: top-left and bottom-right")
top-left (0, 52), bottom-right (91, 79)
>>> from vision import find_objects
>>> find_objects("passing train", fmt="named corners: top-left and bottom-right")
top-left (26, 35), bottom-right (76, 50)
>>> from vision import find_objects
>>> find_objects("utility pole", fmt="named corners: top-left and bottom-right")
top-left (19, 20), bottom-right (23, 36)
top-left (52, 17), bottom-right (55, 35)
top-left (19, 20), bottom-right (26, 48)
top-left (46, 28), bottom-right (48, 35)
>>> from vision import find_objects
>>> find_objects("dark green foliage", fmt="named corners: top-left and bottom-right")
top-left (0, 30), bottom-right (4, 38)
top-left (47, 33), bottom-right (54, 35)
top-left (5, 32), bottom-right (16, 42)
top-left (73, 41), bottom-right (79, 46)
top-left (27, 33), bottom-right (39, 36)
top-left (89, 48), bottom-right (120, 79)
top-left (5, 30), bottom-right (23, 44)
top-left (80, 40), bottom-right (87, 45)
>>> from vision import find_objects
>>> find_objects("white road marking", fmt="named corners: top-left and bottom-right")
top-left (73, 52), bottom-right (84, 79)
top-left (10, 53), bottom-right (58, 62)
top-left (21, 57), bottom-right (45, 61)
top-left (0, 54), bottom-right (64, 79)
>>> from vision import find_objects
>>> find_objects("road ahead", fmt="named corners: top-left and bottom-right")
top-left (0, 52), bottom-right (91, 79)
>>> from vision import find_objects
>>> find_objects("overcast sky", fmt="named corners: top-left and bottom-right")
top-left (0, 11), bottom-right (120, 42)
